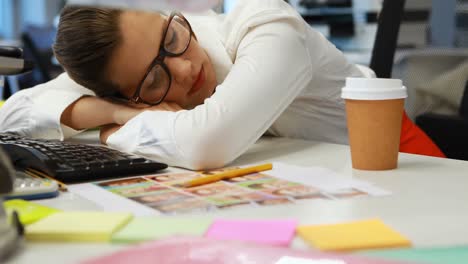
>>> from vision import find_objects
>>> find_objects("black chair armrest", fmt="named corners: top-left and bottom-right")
top-left (416, 113), bottom-right (468, 160)
top-left (0, 46), bottom-right (22, 58)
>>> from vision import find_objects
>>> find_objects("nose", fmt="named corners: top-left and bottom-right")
top-left (165, 56), bottom-right (192, 85)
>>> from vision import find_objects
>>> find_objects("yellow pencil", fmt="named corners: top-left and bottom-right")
top-left (26, 168), bottom-right (68, 192)
top-left (25, 169), bottom-right (61, 190)
top-left (182, 163), bottom-right (273, 188)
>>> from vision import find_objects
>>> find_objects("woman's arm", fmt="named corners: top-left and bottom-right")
top-left (0, 72), bottom-right (145, 139)
top-left (60, 96), bottom-right (145, 130)
top-left (0, 73), bottom-right (93, 139)
top-left (99, 102), bottom-right (183, 144)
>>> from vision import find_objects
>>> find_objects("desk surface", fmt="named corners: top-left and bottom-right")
top-left (7, 137), bottom-right (468, 263)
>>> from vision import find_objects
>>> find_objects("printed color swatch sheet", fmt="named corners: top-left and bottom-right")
top-left (94, 167), bottom-right (371, 214)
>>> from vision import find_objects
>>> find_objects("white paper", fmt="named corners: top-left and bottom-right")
top-left (267, 163), bottom-right (373, 192)
top-left (352, 184), bottom-right (392, 197)
top-left (265, 163), bottom-right (390, 197)
top-left (68, 163), bottom-right (390, 215)
top-left (69, 183), bottom-right (160, 216)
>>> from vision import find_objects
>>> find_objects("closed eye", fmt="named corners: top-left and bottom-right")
top-left (165, 28), bottom-right (178, 49)
top-left (145, 72), bottom-right (161, 91)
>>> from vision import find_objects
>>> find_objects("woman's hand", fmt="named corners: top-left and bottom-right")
top-left (61, 95), bottom-right (183, 132)
top-left (100, 124), bottom-right (122, 144)
top-left (112, 103), bottom-right (147, 125)
top-left (147, 102), bottom-right (184, 112)
top-left (113, 101), bottom-right (184, 125)
top-left (100, 101), bottom-right (184, 144)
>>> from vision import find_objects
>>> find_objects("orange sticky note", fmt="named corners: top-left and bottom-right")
top-left (297, 218), bottom-right (411, 252)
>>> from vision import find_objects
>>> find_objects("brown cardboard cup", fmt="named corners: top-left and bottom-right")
top-left (342, 78), bottom-right (407, 170)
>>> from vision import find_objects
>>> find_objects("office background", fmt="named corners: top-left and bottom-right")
top-left (1, 0), bottom-right (467, 86)
top-left (1, 0), bottom-right (467, 159)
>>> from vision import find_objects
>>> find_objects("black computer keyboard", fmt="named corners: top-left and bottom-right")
top-left (0, 133), bottom-right (167, 183)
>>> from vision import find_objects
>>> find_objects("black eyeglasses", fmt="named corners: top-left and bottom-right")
top-left (131, 12), bottom-right (194, 105)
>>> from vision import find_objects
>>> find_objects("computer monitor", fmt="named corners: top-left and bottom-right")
top-left (295, 0), bottom-right (355, 37)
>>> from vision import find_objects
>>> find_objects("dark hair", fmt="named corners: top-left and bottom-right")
top-left (53, 6), bottom-right (122, 97)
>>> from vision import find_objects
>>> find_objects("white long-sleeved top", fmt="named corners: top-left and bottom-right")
top-left (0, 0), bottom-right (369, 169)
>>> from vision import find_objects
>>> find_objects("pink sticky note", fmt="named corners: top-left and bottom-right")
top-left (205, 219), bottom-right (298, 246)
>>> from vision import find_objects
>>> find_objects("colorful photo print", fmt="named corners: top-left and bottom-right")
top-left (109, 183), bottom-right (170, 197)
top-left (205, 191), bottom-right (275, 207)
top-left (129, 191), bottom-right (193, 206)
top-left (184, 181), bottom-right (246, 197)
top-left (228, 191), bottom-right (275, 201)
top-left (239, 179), bottom-right (297, 192)
top-left (151, 197), bottom-right (213, 214)
top-left (94, 171), bottom-right (371, 214)
top-left (216, 201), bottom-right (252, 209)
top-left (96, 177), bottom-right (151, 189)
top-left (205, 195), bottom-right (250, 207)
top-left (269, 185), bottom-right (321, 198)
top-left (256, 198), bottom-right (292, 206)
top-left (224, 173), bottom-right (272, 184)
top-left (144, 172), bottom-right (199, 185)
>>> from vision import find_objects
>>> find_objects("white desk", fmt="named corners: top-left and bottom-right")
top-left (6, 137), bottom-right (468, 264)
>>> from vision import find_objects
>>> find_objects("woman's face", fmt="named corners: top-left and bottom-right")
top-left (108, 11), bottom-right (217, 109)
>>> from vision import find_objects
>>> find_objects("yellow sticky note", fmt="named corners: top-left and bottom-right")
top-left (4, 199), bottom-right (60, 225)
top-left (26, 211), bottom-right (133, 242)
top-left (297, 219), bottom-right (411, 252)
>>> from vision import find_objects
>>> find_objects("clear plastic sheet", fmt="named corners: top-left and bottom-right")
top-left (82, 236), bottom-right (410, 264)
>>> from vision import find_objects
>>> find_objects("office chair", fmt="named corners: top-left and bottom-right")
top-left (407, 1), bottom-right (468, 161)
top-left (416, 80), bottom-right (468, 160)
top-left (18, 25), bottom-right (64, 90)
top-left (369, 0), bottom-right (406, 78)
top-left (368, 0), bottom-right (467, 160)
top-left (366, 0), bottom-right (467, 158)
top-left (0, 46), bottom-right (34, 100)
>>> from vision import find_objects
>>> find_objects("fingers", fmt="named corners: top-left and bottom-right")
top-left (105, 97), bottom-right (151, 109)
top-left (149, 102), bottom-right (183, 112)
top-left (106, 95), bottom-right (182, 112)
top-left (131, 102), bottom-right (152, 109)
top-left (100, 124), bottom-right (122, 144)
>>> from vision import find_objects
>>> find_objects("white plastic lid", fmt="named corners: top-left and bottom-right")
top-left (341, 78), bottom-right (407, 100)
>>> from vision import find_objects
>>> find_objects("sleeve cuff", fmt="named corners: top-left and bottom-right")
top-left (32, 73), bottom-right (95, 140)
top-left (32, 89), bottom-right (85, 140)
top-left (107, 110), bottom-right (180, 164)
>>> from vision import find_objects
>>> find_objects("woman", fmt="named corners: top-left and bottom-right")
top-left (0, 0), bottom-right (444, 170)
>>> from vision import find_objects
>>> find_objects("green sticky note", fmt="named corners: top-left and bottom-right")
top-left (112, 216), bottom-right (213, 244)
top-left (4, 199), bottom-right (60, 225)
top-left (360, 246), bottom-right (468, 264)
top-left (26, 211), bottom-right (133, 242)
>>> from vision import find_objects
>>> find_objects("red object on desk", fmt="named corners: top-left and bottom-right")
top-left (400, 111), bottom-right (446, 158)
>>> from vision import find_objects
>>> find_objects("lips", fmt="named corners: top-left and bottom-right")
top-left (189, 66), bottom-right (205, 96)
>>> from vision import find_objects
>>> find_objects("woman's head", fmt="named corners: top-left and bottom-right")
top-left (54, 6), bottom-right (122, 97)
top-left (54, 6), bottom-right (217, 109)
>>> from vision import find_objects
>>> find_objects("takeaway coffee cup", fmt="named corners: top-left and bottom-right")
top-left (342, 78), bottom-right (407, 170)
